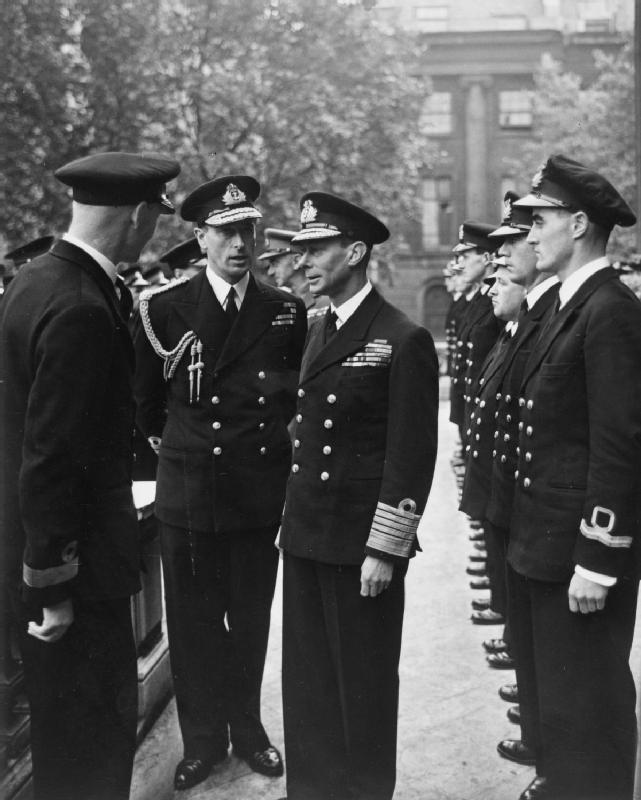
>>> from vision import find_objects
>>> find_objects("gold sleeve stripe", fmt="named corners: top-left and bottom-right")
top-left (366, 501), bottom-right (421, 558)
top-left (23, 559), bottom-right (79, 588)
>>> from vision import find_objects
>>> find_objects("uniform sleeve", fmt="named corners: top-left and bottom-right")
top-left (133, 302), bottom-right (168, 439)
top-left (20, 304), bottom-right (115, 607)
top-left (365, 326), bottom-right (439, 561)
top-left (573, 295), bottom-right (641, 578)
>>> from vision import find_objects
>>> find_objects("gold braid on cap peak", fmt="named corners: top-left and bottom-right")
top-left (138, 278), bottom-right (196, 380)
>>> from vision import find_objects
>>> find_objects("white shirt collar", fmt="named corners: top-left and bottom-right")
top-left (206, 268), bottom-right (250, 308)
top-left (505, 320), bottom-right (518, 337)
top-left (330, 281), bottom-right (373, 329)
top-left (62, 233), bottom-right (118, 285)
top-left (525, 275), bottom-right (559, 310)
top-left (558, 256), bottom-right (610, 309)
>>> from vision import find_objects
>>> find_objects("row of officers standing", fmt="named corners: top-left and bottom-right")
top-left (445, 154), bottom-right (641, 800)
top-left (0, 152), bottom-right (438, 800)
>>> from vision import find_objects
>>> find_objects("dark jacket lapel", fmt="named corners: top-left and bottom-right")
top-left (301, 288), bottom-right (385, 384)
top-left (172, 270), bottom-right (229, 354)
top-left (216, 274), bottom-right (285, 371)
top-left (521, 267), bottom-right (617, 387)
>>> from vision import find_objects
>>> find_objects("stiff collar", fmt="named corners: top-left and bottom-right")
top-left (206, 267), bottom-right (250, 307)
top-left (330, 281), bottom-right (373, 329)
top-left (558, 256), bottom-right (609, 309)
top-left (526, 275), bottom-right (559, 310)
top-left (62, 233), bottom-right (118, 285)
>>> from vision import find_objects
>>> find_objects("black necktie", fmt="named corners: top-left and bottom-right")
top-left (116, 279), bottom-right (133, 321)
top-left (323, 310), bottom-right (338, 343)
top-left (225, 286), bottom-right (238, 324)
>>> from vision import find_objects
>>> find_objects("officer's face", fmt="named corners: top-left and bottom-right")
top-left (297, 238), bottom-right (355, 302)
top-left (489, 267), bottom-right (525, 321)
top-left (460, 249), bottom-right (488, 287)
top-left (527, 209), bottom-right (573, 274)
top-left (195, 221), bottom-right (256, 284)
top-left (498, 233), bottom-right (538, 287)
top-left (267, 253), bottom-right (299, 288)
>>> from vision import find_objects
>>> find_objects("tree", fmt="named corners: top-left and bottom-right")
top-left (2, 0), bottom-right (434, 258)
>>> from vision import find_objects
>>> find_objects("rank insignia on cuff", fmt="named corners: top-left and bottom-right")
top-left (23, 558), bottom-right (79, 588)
top-left (367, 498), bottom-right (421, 558)
top-left (580, 505), bottom-right (631, 548)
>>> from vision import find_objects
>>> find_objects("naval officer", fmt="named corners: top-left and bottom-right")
top-left (278, 192), bottom-right (439, 800)
top-left (509, 155), bottom-right (641, 800)
top-left (0, 151), bottom-right (180, 800)
top-left (134, 175), bottom-right (307, 791)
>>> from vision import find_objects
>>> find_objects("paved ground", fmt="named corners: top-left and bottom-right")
top-left (132, 402), bottom-right (641, 800)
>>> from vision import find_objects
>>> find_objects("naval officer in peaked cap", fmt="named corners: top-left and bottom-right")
top-left (133, 175), bottom-right (306, 791)
top-left (507, 155), bottom-right (640, 800)
top-left (0, 150), bottom-right (180, 800)
top-left (278, 192), bottom-right (439, 800)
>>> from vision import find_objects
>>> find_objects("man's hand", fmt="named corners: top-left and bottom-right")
top-left (568, 574), bottom-right (609, 614)
top-left (28, 598), bottom-right (74, 643)
top-left (360, 556), bottom-right (393, 598)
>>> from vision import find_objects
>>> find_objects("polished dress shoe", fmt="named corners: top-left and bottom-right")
top-left (471, 609), bottom-right (504, 625)
top-left (469, 531), bottom-right (485, 542)
top-left (237, 745), bottom-right (284, 777)
top-left (499, 683), bottom-right (519, 703)
top-left (519, 776), bottom-right (549, 799)
top-left (497, 739), bottom-right (536, 766)
top-left (482, 637), bottom-right (508, 653)
top-left (469, 552), bottom-right (487, 562)
top-left (470, 576), bottom-right (491, 589)
top-left (473, 542), bottom-right (487, 551)
top-left (471, 597), bottom-right (490, 611)
top-left (466, 564), bottom-right (487, 577)
top-left (174, 758), bottom-right (213, 791)
top-left (469, 519), bottom-right (484, 530)
top-left (487, 650), bottom-right (515, 669)
top-left (507, 705), bottom-right (521, 724)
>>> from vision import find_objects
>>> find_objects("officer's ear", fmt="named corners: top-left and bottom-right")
top-left (347, 240), bottom-right (368, 267)
top-left (570, 210), bottom-right (590, 240)
top-left (194, 226), bottom-right (207, 253)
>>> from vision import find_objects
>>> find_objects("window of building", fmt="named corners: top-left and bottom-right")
top-left (498, 90), bottom-right (533, 129)
top-left (419, 92), bottom-right (452, 136)
top-left (414, 3), bottom-right (449, 31)
top-left (577, 0), bottom-right (612, 31)
top-left (422, 177), bottom-right (453, 249)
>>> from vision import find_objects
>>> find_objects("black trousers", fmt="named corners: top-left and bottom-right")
top-left (160, 523), bottom-right (279, 761)
top-left (282, 553), bottom-right (406, 800)
top-left (17, 595), bottom-right (137, 800)
top-left (506, 563), bottom-right (638, 799)
top-left (483, 519), bottom-right (508, 617)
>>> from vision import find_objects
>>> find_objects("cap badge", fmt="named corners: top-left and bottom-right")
top-left (301, 199), bottom-right (318, 224)
top-left (531, 164), bottom-right (545, 190)
top-left (222, 183), bottom-right (246, 206)
top-left (503, 197), bottom-right (513, 222)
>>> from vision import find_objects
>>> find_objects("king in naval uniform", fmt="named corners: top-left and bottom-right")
top-left (278, 192), bottom-right (439, 800)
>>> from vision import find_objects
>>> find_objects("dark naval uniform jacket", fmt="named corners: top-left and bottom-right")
top-left (485, 280), bottom-right (559, 530)
top-left (0, 239), bottom-right (141, 608)
top-left (510, 267), bottom-right (641, 582)
top-left (134, 269), bottom-right (307, 533)
top-left (279, 288), bottom-right (439, 563)
top-left (459, 326), bottom-right (514, 521)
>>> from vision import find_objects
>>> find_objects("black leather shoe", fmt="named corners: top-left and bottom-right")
top-left (469, 552), bottom-right (487, 562)
top-left (238, 745), bottom-right (284, 777)
top-left (507, 705), bottom-right (521, 724)
top-left (472, 609), bottom-right (504, 625)
top-left (499, 683), bottom-right (519, 703)
top-left (470, 576), bottom-right (491, 589)
top-left (174, 758), bottom-right (213, 791)
top-left (497, 739), bottom-right (536, 766)
top-left (483, 637), bottom-right (508, 653)
top-left (469, 519), bottom-right (484, 530)
top-left (469, 531), bottom-right (485, 542)
top-left (466, 564), bottom-right (487, 576)
top-left (473, 542), bottom-right (487, 551)
top-left (471, 597), bottom-right (490, 611)
top-left (487, 651), bottom-right (515, 669)
top-left (519, 776), bottom-right (549, 800)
